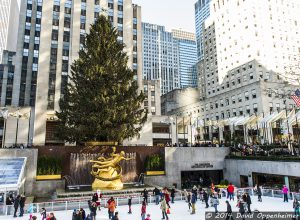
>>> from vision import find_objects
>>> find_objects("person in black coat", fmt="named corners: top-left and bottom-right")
top-left (19, 195), bottom-right (26, 217)
top-left (13, 195), bottom-right (20, 217)
top-left (257, 185), bottom-right (262, 202)
top-left (225, 201), bottom-right (233, 220)
top-left (203, 190), bottom-right (209, 208)
top-left (141, 189), bottom-right (148, 204)
top-left (170, 187), bottom-right (176, 203)
top-left (238, 199), bottom-right (246, 220)
top-left (245, 193), bottom-right (252, 213)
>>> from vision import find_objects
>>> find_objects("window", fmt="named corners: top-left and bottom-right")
top-left (232, 95), bottom-right (236, 104)
top-left (253, 103), bottom-right (258, 113)
top-left (63, 31), bottom-right (70, 42)
top-left (245, 91), bottom-right (249, 100)
top-left (238, 94), bottom-right (242, 102)
top-left (269, 102), bottom-right (273, 112)
top-left (64, 17), bottom-right (71, 28)
top-left (51, 30), bottom-right (58, 41)
top-left (252, 89), bottom-right (257, 98)
top-left (250, 72), bottom-right (254, 79)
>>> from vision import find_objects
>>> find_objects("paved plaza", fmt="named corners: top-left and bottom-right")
top-left (0, 196), bottom-right (295, 220)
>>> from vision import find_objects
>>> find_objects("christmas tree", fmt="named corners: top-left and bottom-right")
top-left (56, 15), bottom-right (147, 143)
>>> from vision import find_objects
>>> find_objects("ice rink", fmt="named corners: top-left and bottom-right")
top-left (0, 196), bottom-right (295, 220)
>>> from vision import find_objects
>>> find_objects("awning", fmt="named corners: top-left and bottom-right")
top-left (269, 110), bottom-right (286, 123)
top-left (234, 115), bottom-right (256, 126)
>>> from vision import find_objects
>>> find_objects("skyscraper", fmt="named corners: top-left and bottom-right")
top-left (0, 0), bottom-right (21, 63)
top-left (172, 29), bottom-right (198, 88)
top-left (142, 23), bottom-right (180, 95)
top-left (9, 0), bottom-right (142, 145)
top-left (194, 0), bottom-right (211, 60)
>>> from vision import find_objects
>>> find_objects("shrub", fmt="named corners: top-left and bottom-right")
top-left (145, 154), bottom-right (165, 171)
top-left (37, 156), bottom-right (62, 175)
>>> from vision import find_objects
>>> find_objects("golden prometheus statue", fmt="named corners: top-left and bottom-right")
top-left (90, 147), bottom-right (133, 190)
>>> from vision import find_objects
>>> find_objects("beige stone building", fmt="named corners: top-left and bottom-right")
top-left (9, 0), bottom-right (142, 145)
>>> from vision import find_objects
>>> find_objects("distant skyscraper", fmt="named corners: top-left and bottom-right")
top-left (142, 23), bottom-right (180, 95)
top-left (172, 29), bottom-right (198, 88)
top-left (194, 0), bottom-right (211, 61)
top-left (0, 0), bottom-right (21, 62)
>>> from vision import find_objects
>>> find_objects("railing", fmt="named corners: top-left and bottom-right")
top-left (0, 193), bottom-right (184, 216)
top-left (1, 188), bottom-right (300, 216)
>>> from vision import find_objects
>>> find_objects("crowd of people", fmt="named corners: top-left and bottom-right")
top-left (4, 184), bottom-right (300, 220)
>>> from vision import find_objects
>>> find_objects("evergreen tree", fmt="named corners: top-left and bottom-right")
top-left (56, 15), bottom-right (147, 143)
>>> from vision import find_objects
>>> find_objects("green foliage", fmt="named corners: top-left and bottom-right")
top-left (220, 179), bottom-right (229, 186)
top-left (145, 154), bottom-right (165, 171)
top-left (37, 156), bottom-right (62, 175)
top-left (56, 15), bottom-right (147, 143)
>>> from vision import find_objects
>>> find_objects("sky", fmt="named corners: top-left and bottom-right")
top-left (132, 0), bottom-right (197, 33)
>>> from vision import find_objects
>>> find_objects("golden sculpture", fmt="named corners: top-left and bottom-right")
top-left (90, 147), bottom-right (133, 190)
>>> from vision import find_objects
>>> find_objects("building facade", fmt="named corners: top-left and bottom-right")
top-left (143, 80), bottom-right (161, 116)
top-left (194, 0), bottom-right (211, 60)
top-left (8, 0), bottom-right (142, 145)
top-left (142, 23), bottom-right (180, 95)
top-left (172, 29), bottom-right (198, 88)
top-left (0, 0), bottom-right (21, 63)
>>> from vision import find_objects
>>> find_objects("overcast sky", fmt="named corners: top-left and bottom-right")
top-left (132, 0), bottom-right (197, 33)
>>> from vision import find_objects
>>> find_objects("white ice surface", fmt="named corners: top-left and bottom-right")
top-left (1, 196), bottom-right (294, 220)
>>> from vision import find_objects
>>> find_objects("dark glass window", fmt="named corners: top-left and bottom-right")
top-left (64, 17), bottom-right (71, 28)
top-left (51, 30), bottom-right (59, 41)
top-left (63, 31), bottom-right (70, 42)
top-left (81, 9), bottom-right (86, 16)
top-left (53, 5), bottom-right (60, 12)
top-left (108, 3), bottom-right (114, 9)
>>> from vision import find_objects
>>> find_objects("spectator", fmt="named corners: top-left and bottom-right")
top-left (282, 185), bottom-right (289, 202)
top-left (13, 195), bottom-right (20, 217)
top-left (227, 183), bottom-right (235, 201)
top-left (19, 195), bottom-right (26, 217)
top-left (108, 197), bottom-right (116, 219)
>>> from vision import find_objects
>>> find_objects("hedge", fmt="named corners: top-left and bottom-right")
top-left (37, 156), bottom-right (62, 175)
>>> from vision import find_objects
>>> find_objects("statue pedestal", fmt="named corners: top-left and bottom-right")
top-left (92, 178), bottom-right (123, 191)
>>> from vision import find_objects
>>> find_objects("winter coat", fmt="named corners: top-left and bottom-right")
top-left (153, 188), bottom-right (160, 196)
top-left (160, 199), bottom-right (167, 211)
top-left (238, 202), bottom-right (245, 214)
top-left (246, 195), bottom-right (252, 205)
top-left (203, 191), bottom-right (209, 201)
top-left (212, 197), bottom-right (219, 206)
top-left (191, 193), bottom-right (197, 204)
top-left (257, 187), bottom-right (262, 196)
top-left (282, 186), bottom-right (289, 194)
top-left (187, 194), bottom-right (191, 202)
top-left (227, 185), bottom-right (234, 193)
top-left (13, 198), bottom-right (19, 208)
top-left (171, 189), bottom-right (175, 197)
top-left (108, 200), bottom-right (116, 212)
top-left (128, 198), bottom-right (132, 206)
top-left (226, 203), bottom-right (232, 213)
top-left (141, 204), bottom-right (146, 214)
top-left (19, 197), bottom-right (26, 208)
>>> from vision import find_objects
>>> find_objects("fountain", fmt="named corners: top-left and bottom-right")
top-left (69, 152), bottom-right (137, 188)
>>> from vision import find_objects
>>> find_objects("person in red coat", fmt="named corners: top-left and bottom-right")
top-left (141, 201), bottom-right (146, 220)
top-left (227, 183), bottom-right (235, 201)
top-left (162, 187), bottom-right (171, 208)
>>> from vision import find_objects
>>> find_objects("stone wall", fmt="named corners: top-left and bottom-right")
top-left (0, 149), bottom-right (38, 195)
top-left (33, 180), bottom-right (65, 197)
top-left (224, 159), bottom-right (300, 187)
top-left (145, 147), bottom-right (230, 188)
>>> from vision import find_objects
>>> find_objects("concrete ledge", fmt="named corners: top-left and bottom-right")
top-left (33, 180), bottom-right (65, 197)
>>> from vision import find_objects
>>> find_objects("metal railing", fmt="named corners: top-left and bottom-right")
top-left (0, 193), bottom-right (184, 216)
top-left (1, 188), bottom-right (299, 216)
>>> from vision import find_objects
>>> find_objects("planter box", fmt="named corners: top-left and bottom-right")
top-left (36, 175), bottom-right (61, 181)
top-left (146, 171), bottom-right (165, 176)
